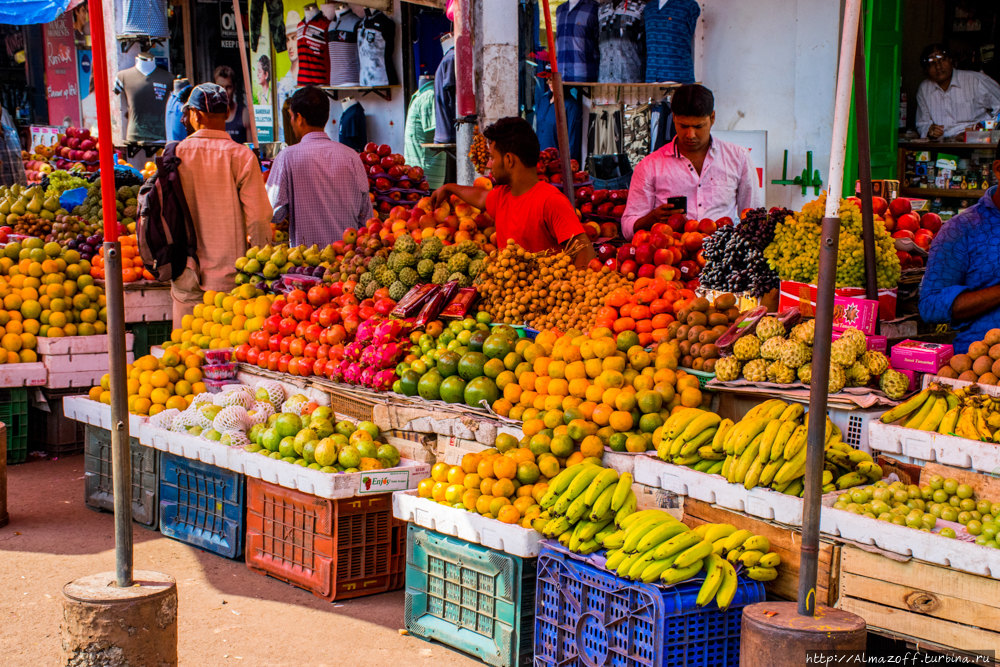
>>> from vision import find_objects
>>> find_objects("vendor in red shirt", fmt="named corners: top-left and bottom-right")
top-left (431, 117), bottom-right (596, 268)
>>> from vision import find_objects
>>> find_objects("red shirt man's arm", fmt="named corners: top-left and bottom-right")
top-left (546, 188), bottom-right (596, 268)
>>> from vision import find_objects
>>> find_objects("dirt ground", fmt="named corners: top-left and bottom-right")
top-left (0, 455), bottom-right (482, 667)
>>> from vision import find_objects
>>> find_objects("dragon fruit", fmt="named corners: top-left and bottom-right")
top-left (329, 360), bottom-right (348, 382)
top-left (360, 345), bottom-right (378, 367)
top-left (373, 319), bottom-right (405, 345)
top-left (356, 318), bottom-right (380, 344)
top-left (372, 369), bottom-right (396, 392)
top-left (359, 366), bottom-right (377, 387)
top-left (375, 343), bottom-right (404, 369)
top-left (344, 341), bottom-right (365, 362)
top-left (344, 362), bottom-right (363, 384)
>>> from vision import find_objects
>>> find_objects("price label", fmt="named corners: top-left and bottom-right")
top-left (358, 470), bottom-right (410, 494)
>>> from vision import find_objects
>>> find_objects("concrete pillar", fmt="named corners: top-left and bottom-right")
top-left (61, 571), bottom-right (178, 667)
top-left (474, 0), bottom-right (520, 128)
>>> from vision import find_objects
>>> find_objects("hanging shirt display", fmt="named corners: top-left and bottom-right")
top-left (328, 11), bottom-right (361, 86)
top-left (122, 0), bottom-right (168, 38)
top-left (433, 46), bottom-right (456, 144)
top-left (296, 13), bottom-right (331, 86)
top-left (250, 0), bottom-right (287, 52)
top-left (115, 65), bottom-right (173, 143)
top-left (404, 81), bottom-right (446, 189)
top-left (339, 102), bottom-right (368, 152)
top-left (598, 0), bottom-right (645, 84)
top-left (535, 85), bottom-right (582, 163)
top-left (645, 0), bottom-right (700, 84)
top-left (555, 0), bottom-right (600, 83)
top-left (358, 9), bottom-right (398, 87)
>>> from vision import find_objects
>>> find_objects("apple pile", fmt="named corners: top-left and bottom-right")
top-left (359, 142), bottom-right (432, 216)
top-left (873, 197), bottom-right (941, 270)
top-left (577, 186), bottom-right (627, 241)
top-left (535, 147), bottom-right (590, 188)
top-left (31, 127), bottom-right (101, 173)
top-left (595, 214), bottom-right (728, 288)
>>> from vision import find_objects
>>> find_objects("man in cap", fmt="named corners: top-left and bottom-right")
top-left (276, 10), bottom-right (301, 143)
top-left (170, 83), bottom-right (272, 327)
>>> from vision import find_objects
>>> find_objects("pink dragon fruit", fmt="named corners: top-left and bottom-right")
top-left (356, 318), bottom-right (380, 344)
top-left (360, 345), bottom-right (378, 367)
top-left (373, 319), bottom-right (404, 345)
top-left (372, 369), bottom-right (396, 392)
top-left (360, 366), bottom-right (377, 387)
top-left (329, 359), bottom-right (349, 382)
top-left (344, 362), bottom-right (363, 384)
top-left (375, 342), bottom-right (403, 369)
top-left (344, 341), bottom-right (365, 362)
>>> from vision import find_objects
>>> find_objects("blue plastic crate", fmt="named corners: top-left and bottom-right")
top-left (405, 525), bottom-right (535, 667)
top-left (159, 452), bottom-right (245, 558)
top-left (534, 544), bottom-right (765, 667)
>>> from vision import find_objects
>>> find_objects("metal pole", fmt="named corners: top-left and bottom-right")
top-left (539, 0), bottom-right (576, 208)
top-left (88, 0), bottom-right (133, 588)
top-left (852, 16), bottom-right (879, 306)
top-left (825, 0), bottom-right (863, 218)
top-left (454, 0), bottom-right (475, 185)
top-left (232, 0), bottom-right (259, 147)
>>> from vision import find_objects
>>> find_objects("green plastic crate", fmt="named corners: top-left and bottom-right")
top-left (0, 387), bottom-right (28, 464)
top-left (405, 525), bottom-right (535, 667)
top-left (129, 320), bottom-right (174, 357)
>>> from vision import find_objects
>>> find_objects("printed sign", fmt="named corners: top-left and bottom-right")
top-left (30, 125), bottom-right (62, 148)
top-left (43, 14), bottom-right (80, 127)
top-left (254, 105), bottom-right (274, 142)
top-left (359, 470), bottom-right (410, 494)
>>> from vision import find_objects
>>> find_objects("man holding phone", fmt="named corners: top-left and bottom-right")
top-left (621, 84), bottom-right (762, 239)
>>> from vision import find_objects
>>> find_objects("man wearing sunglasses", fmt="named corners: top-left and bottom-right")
top-left (915, 43), bottom-right (1000, 140)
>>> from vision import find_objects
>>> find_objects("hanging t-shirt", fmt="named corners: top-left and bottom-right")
top-left (358, 9), bottom-right (398, 87)
top-left (535, 86), bottom-right (582, 163)
top-left (328, 11), bottom-right (361, 86)
top-left (433, 46), bottom-right (456, 144)
top-left (114, 65), bottom-right (173, 143)
top-left (296, 14), bottom-right (331, 86)
top-left (645, 0), bottom-right (700, 84)
top-left (122, 0), bottom-right (168, 38)
top-left (339, 102), bottom-right (368, 152)
top-left (555, 0), bottom-right (600, 83)
top-left (598, 0), bottom-right (645, 83)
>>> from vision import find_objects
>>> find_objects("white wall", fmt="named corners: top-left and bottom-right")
top-left (697, 0), bottom-right (842, 210)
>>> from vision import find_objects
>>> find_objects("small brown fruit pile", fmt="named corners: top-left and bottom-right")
top-left (469, 127), bottom-right (490, 175)
top-left (939, 328), bottom-right (1000, 385)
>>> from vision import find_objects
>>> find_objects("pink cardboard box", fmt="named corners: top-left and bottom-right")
top-left (832, 331), bottom-right (887, 353)
top-left (890, 340), bottom-right (954, 374)
top-left (832, 296), bottom-right (879, 335)
top-left (895, 368), bottom-right (922, 392)
top-left (779, 280), bottom-right (898, 321)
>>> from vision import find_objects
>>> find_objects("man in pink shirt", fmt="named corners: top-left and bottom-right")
top-left (621, 84), bottom-right (761, 239)
top-left (172, 84), bottom-right (272, 326)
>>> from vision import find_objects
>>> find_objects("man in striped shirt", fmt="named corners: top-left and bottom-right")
top-left (916, 44), bottom-right (1000, 140)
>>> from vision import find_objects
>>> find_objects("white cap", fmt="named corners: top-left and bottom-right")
top-left (285, 10), bottom-right (301, 34)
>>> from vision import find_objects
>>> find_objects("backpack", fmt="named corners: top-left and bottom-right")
top-left (136, 142), bottom-right (198, 282)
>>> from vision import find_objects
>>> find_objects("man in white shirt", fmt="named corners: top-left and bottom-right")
top-left (916, 44), bottom-right (1000, 140)
top-left (621, 84), bottom-right (761, 240)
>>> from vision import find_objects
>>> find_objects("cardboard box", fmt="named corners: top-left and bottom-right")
top-left (895, 367), bottom-right (922, 392)
top-left (832, 295), bottom-right (879, 334)
top-left (779, 280), bottom-right (897, 321)
top-left (832, 331), bottom-right (887, 354)
top-left (890, 340), bottom-right (954, 374)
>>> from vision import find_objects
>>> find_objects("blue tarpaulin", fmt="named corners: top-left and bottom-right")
top-left (0, 0), bottom-right (72, 26)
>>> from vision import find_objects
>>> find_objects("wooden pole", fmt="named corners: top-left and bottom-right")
top-left (231, 0), bottom-right (259, 146)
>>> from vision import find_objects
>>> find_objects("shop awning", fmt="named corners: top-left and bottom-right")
top-left (0, 0), bottom-right (73, 26)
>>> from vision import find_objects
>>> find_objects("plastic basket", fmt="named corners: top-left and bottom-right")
top-left (29, 393), bottom-right (85, 456)
top-left (681, 368), bottom-right (716, 389)
top-left (0, 387), bottom-right (28, 464)
top-left (534, 543), bottom-right (765, 667)
top-left (159, 452), bottom-right (246, 559)
top-left (245, 479), bottom-right (405, 601)
top-left (84, 425), bottom-right (158, 527)
top-left (405, 526), bottom-right (535, 667)
top-left (129, 320), bottom-right (174, 358)
top-left (328, 392), bottom-right (376, 423)
top-left (826, 406), bottom-right (881, 454)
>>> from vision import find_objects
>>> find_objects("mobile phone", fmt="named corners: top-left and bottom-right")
top-left (667, 196), bottom-right (687, 213)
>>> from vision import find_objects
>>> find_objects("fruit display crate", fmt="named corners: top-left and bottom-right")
top-left (533, 543), bottom-right (765, 667)
top-left (393, 490), bottom-right (543, 559)
top-left (405, 525), bottom-right (535, 667)
top-left (827, 406), bottom-right (881, 454)
top-left (0, 362), bottom-right (47, 388)
top-left (122, 285), bottom-right (172, 324)
top-left (29, 390), bottom-right (85, 456)
top-left (867, 420), bottom-right (999, 472)
top-left (62, 394), bottom-right (147, 435)
top-left (128, 319), bottom-right (173, 357)
top-left (245, 479), bottom-right (406, 601)
top-left (159, 452), bottom-right (246, 559)
top-left (84, 424), bottom-right (158, 527)
top-left (139, 424), bottom-right (236, 469)
top-left (633, 456), bottom-right (804, 526)
top-left (35, 333), bottom-right (134, 356)
top-left (0, 387), bottom-right (28, 464)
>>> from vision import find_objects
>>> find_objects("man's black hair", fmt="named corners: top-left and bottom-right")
top-left (483, 116), bottom-right (540, 168)
top-left (920, 43), bottom-right (949, 66)
top-left (671, 84), bottom-right (714, 117)
top-left (289, 86), bottom-right (330, 128)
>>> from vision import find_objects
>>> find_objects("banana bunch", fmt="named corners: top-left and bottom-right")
top-left (597, 517), bottom-right (781, 608)
top-left (880, 384), bottom-right (1000, 443)
top-left (533, 464), bottom-right (636, 554)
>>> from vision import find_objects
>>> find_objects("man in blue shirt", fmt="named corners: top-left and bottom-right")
top-left (919, 145), bottom-right (1000, 353)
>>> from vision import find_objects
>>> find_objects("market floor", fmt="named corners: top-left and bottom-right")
top-left (0, 455), bottom-right (482, 667)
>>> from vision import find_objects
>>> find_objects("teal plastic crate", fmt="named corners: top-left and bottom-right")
top-left (0, 387), bottom-right (28, 464)
top-left (129, 320), bottom-right (173, 357)
top-left (405, 525), bottom-right (535, 667)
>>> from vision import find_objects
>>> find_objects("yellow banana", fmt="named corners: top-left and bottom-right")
top-left (617, 551), bottom-right (647, 578)
top-left (917, 397), bottom-right (948, 431)
top-left (653, 530), bottom-right (703, 560)
top-left (743, 455), bottom-right (765, 490)
top-left (549, 462), bottom-right (591, 495)
top-left (577, 539), bottom-right (600, 555)
top-left (782, 424), bottom-right (809, 462)
top-left (605, 549), bottom-right (628, 571)
top-left (711, 419), bottom-right (735, 452)
top-left (745, 399), bottom-right (785, 420)
top-left (742, 536), bottom-right (770, 553)
top-left (543, 516), bottom-right (571, 538)
top-left (635, 521), bottom-right (689, 554)
top-left (675, 539), bottom-right (713, 569)
top-left (610, 472), bottom-right (634, 511)
top-left (583, 468), bottom-right (619, 505)
top-left (771, 420), bottom-right (799, 461)
top-left (904, 394), bottom-right (937, 429)
top-left (558, 530), bottom-right (572, 547)
top-left (721, 455), bottom-right (734, 479)
top-left (697, 446), bottom-right (726, 460)
top-left (668, 409), bottom-right (706, 439)
top-left (696, 554), bottom-right (725, 607)
top-left (938, 406), bottom-right (961, 435)
top-left (734, 435), bottom-right (763, 484)
top-left (734, 417), bottom-right (771, 455)
top-left (703, 523), bottom-right (737, 543)
top-left (680, 427), bottom-right (718, 456)
top-left (757, 419), bottom-right (783, 464)
top-left (715, 559), bottom-right (738, 610)
top-left (723, 529), bottom-right (753, 552)
top-left (738, 550), bottom-right (764, 567)
top-left (614, 490), bottom-right (637, 527)
top-left (623, 515), bottom-right (674, 553)
top-left (747, 566), bottom-right (778, 581)
top-left (847, 449), bottom-right (873, 464)
top-left (880, 389), bottom-right (931, 424)
top-left (661, 559), bottom-right (705, 585)
top-left (589, 484), bottom-right (617, 522)
top-left (569, 522), bottom-right (586, 552)
top-left (760, 458), bottom-right (784, 486)
top-left (579, 517), bottom-right (614, 542)
top-left (595, 525), bottom-right (618, 546)
top-left (779, 403), bottom-right (805, 422)
top-left (601, 529), bottom-right (626, 549)
top-left (565, 465), bottom-right (605, 499)
top-left (758, 552), bottom-right (781, 568)
top-left (627, 551), bottom-right (659, 580)
top-left (711, 536), bottom-right (729, 555)
top-left (639, 558), bottom-right (677, 583)
top-left (679, 412), bottom-right (722, 442)
top-left (764, 402), bottom-right (789, 420)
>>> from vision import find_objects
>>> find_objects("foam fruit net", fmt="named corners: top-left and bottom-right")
top-left (149, 408), bottom-right (180, 430)
top-left (213, 405), bottom-right (250, 432)
top-left (255, 380), bottom-right (285, 407)
top-left (214, 387), bottom-right (254, 409)
top-left (247, 401), bottom-right (274, 425)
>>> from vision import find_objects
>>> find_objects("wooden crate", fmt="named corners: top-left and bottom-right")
top-left (838, 547), bottom-right (1000, 660)
top-left (682, 497), bottom-right (840, 606)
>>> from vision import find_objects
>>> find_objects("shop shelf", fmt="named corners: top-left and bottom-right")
top-left (84, 425), bottom-right (158, 527)
top-left (534, 543), bottom-right (765, 667)
top-left (159, 453), bottom-right (246, 559)
top-left (405, 525), bottom-right (535, 667)
top-left (245, 479), bottom-right (405, 601)
top-left (0, 387), bottom-right (28, 464)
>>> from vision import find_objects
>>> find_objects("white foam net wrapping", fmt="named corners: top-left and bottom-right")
top-left (281, 397), bottom-right (309, 415)
top-left (214, 386), bottom-right (255, 408)
top-left (191, 393), bottom-right (216, 407)
top-left (221, 430), bottom-right (250, 448)
top-left (247, 401), bottom-right (274, 425)
top-left (170, 409), bottom-right (202, 432)
top-left (148, 408), bottom-right (180, 430)
top-left (213, 405), bottom-right (250, 432)
top-left (255, 380), bottom-right (285, 407)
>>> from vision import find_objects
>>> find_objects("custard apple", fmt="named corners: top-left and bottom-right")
top-left (448, 272), bottom-right (469, 287)
top-left (399, 267), bottom-right (418, 287)
top-left (830, 337), bottom-right (857, 367)
top-left (760, 336), bottom-right (784, 361)
top-left (391, 251), bottom-right (416, 271)
top-left (439, 245), bottom-right (457, 262)
top-left (367, 255), bottom-right (386, 271)
top-left (860, 350), bottom-right (890, 377)
top-left (756, 316), bottom-right (785, 341)
top-left (456, 240), bottom-right (479, 256)
top-left (377, 267), bottom-right (397, 287)
top-left (743, 358), bottom-right (769, 383)
top-left (389, 280), bottom-right (407, 301)
top-left (473, 250), bottom-right (487, 262)
top-left (767, 361), bottom-right (796, 384)
top-left (780, 340), bottom-right (812, 369)
top-left (448, 252), bottom-right (470, 274)
top-left (733, 334), bottom-right (762, 361)
top-left (364, 280), bottom-right (377, 298)
top-left (419, 237), bottom-right (443, 260)
top-left (714, 356), bottom-right (741, 382)
top-left (357, 272), bottom-right (373, 288)
top-left (789, 319), bottom-right (815, 346)
top-left (840, 327), bottom-right (868, 357)
top-left (797, 363), bottom-right (812, 384)
top-left (394, 234), bottom-right (417, 254)
top-left (431, 266), bottom-right (450, 285)
top-left (879, 369), bottom-right (909, 399)
top-left (468, 259), bottom-right (484, 278)
top-left (845, 362), bottom-right (871, 388)
top-left (417, 258), bottom-right (435, 279)
top-left (828, 364), bottom-right (846, 393)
